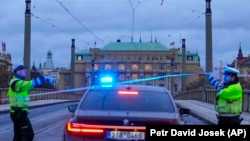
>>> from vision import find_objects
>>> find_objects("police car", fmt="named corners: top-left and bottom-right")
top-left (63, 76), bottom-right (190, 141)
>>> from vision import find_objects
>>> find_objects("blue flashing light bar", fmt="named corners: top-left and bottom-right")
top-left (99, 76), bottom-right (114, 87)
top-left (100, 77), bottom-right (113, 83)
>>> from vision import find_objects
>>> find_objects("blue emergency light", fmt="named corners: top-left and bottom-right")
top-left (100, 77), bottom-right (113, 83)
top-left (99, 76), bottom-right (114, 87)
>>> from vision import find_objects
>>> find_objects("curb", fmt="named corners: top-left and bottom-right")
top-left (176, 105), bottom-right (216, 125)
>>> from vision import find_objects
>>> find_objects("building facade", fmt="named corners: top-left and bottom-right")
top-left (0, 53), bottom-right (11, 73)
top-left (0, 52), bottom-right (12, 88)
top-left (231, 45), bottom-right (250, 74)
top-left (32, 50), bottom-right (60, 89)
top-left (229, 45), bottom-right (250, 89)
top-left (59, 39), bottom-right (202, 95)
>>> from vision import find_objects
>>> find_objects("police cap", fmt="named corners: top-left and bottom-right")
top-left (12, 64), bottom-right (27, 73)
top-left (223, 66), bottom-right (239, 75)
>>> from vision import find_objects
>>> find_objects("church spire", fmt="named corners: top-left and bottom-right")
top-left (237, 42), bottom-right (243, 59)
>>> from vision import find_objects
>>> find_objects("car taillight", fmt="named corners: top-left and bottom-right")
top-left (67, 122), bottom-right (104, 134)
top-left (118, 91), bottom-right (138, 95)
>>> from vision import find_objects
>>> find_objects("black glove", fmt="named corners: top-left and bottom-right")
top-left (44, 77), bottom-right (54, 85)
top-left (32, 76), bottom-right (46, 87)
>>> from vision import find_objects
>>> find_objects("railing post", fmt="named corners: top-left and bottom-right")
top-left (202, 88), bottom-right (206, 102)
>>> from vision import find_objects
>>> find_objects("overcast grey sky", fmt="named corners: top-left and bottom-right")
top-left (1, 0), bottom-right (249, 76)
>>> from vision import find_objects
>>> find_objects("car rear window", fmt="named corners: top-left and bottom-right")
top-left (79, 89), bottom-right (175, 112)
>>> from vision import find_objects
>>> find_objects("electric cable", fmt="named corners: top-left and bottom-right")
top-left (56, 0), bottom-right (105, 46)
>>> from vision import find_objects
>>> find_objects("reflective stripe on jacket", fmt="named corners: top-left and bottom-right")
top-left (7, 77), bottom-right (34, 112)
top-left (215, 83), bottom-right (242, 116)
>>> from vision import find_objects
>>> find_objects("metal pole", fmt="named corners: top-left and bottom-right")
top-left (24, 0), bottom-right (31, 80)
top-left (91, 60), bottom-right (94, 86)
top-left (171, 58), bottom-right (174, 95)
top-left (70, 39), bottom-right (75, 89)
top-left (205, 0), bottom-right (213, 88)
top-left (181, 39), bottom-right (186, 91)
top-left (205, 0), bottom-right (213, 72)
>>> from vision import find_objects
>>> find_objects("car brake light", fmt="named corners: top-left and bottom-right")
top-left (118, 91), bottom-right (138, 95)
top-left (67, 122), bottom-right (104, 133)
top-left (67, 122), bottom-right (145, 130)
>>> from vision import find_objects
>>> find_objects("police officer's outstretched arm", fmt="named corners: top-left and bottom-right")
top-left (32, 76), bottom-right (54, 88)
top-left (12, 76), bottom-right (54, 92)
top-left (11, 79), bottom-right (36, 92)
top-left (207, 73), bottom-right (224, 92)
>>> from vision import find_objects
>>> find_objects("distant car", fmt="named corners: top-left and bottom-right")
top-left (63, 84), bottom-right (190, 141)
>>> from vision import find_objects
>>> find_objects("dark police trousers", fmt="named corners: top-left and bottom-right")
top-left (10, 108), bottom-right (34, 141)
top-left (217, 115), bottom-right (243, 125)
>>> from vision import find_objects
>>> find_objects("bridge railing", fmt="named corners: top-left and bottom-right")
top-left (174, 89), bottom-right (250, 112)
top-left (0, 88), bottom-right (84, 104)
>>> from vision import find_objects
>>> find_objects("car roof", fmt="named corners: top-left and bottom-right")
top-left (91, 84), bottom-right (170, 93)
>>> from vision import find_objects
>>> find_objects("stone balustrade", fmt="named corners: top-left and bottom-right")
top-left (174, 89), bottom-right (250, 112)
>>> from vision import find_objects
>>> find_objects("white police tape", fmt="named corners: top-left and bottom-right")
top-left (0, 72), bottom-right (205, 102)
top-left (119, 72), bottom-right (208, 84)
top-left (238, 74), bottom-right (250, 78)
top-left (0, 72), bottom-right (249, 102)
top-left (0, 87), bottom-right (90, 102)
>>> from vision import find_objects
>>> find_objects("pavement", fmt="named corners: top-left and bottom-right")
top-left (1, 99), bottom-right (250, 125)
top-left (175, 100), bottom-right (250, 125)
top-left (0, 99), bottom-right (77, 114)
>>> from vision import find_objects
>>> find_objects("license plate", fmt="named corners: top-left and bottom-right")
top-left (107, 131), bottom-right (145, 140)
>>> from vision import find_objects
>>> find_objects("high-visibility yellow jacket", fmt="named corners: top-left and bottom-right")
top-left (216, 83), bottom-right (242, 116)
top-left (7, 77), bottom-right (34, 113)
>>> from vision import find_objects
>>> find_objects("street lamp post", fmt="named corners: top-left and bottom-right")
top-left (70, 39), bottom-right (75, 89)
top-left (181, 39), bottom-right (186, 91)
top-left (205, 0), bottom-right (213, 73)
top-left (91, 59), bottom-right (94, 86)
top-left (128, 0), bottom-right (140, 42)
top-left (171, 58), bottom-right (174, 95)
top-left (205, 0), bottom-right (213, 88)
top-left (24, 0), bottom-right (31, 80)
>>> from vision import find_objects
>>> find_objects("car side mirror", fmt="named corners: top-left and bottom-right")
top-left (68, 104), bottom-right (78, 113)
top-left (179, 108), bottom-right (191, 116)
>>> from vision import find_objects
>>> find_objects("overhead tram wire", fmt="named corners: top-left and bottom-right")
top-left (31, 1), bottom-right (90, 45)
top-left (158, 1), bottom-right (205, 46)
top-left (31, 13), bottom-right (90, 45)
top-left (162, 1), bottom-right (205, 24)
top-left (56, 0), bottom-right (105, 46)
top-left (164, 1), bottom-right (204, 14)
top-left (32, 0), bottom-right (37, 12)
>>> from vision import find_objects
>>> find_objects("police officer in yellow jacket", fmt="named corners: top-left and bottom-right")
top-left (207, 66), bottom-right (243, 125)
top-left (8, 64), bottom-right (54, 141)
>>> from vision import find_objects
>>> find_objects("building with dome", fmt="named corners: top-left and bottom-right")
top-left (59, 38), bottom-right (203, 95)
top-left (32, 50), bottom-right (59, 89)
